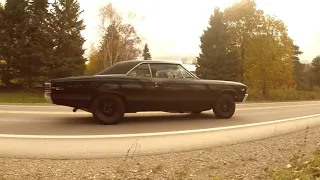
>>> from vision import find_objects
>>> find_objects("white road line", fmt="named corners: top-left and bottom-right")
top-left (0, 114), bottom-right (320, 139)
top-left (237, 103), bottom-right (320, 110)
top-left (0, 103), bottom-right (319, 115)
top-left (239, 101), bottom-right (320, 105)
top-left (0, 111), bottom-right (88, 114)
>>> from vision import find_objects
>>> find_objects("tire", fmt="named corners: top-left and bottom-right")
top-left (91, 94), bottom-right (125, 125)
top-left (213, 93), bottom-right (235, 119)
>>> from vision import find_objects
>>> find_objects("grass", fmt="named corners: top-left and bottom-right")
top-left (247, 88), bottom-right (320, 102)
top-left (269, 127), bottom-right (320, 180)
top-left (270, 148), bottom-right (320, 180)
top-left (0, 91), bottom-right (47, 104)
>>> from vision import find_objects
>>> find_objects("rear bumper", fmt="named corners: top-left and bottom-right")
top-left (242, 94), bottom-right (248, 102)
top-left (44, 92), bottom-right (53, 104)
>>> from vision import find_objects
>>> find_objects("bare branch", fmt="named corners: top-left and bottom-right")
top-left (97, 3), bottom-right (142, 68)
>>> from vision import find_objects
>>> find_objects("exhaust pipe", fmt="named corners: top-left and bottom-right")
top-left (73, 108), bottom-right (78, 112)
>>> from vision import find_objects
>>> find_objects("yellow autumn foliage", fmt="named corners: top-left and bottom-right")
top-left (223, 0), bottom-right (296, 96)
top-left (243, 15), bottom-right (295, 93)
top-left (84, 49), bottom-right (104, 76)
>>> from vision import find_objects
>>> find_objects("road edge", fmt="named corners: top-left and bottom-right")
top-left (1, 115), bottom-right (320, 159)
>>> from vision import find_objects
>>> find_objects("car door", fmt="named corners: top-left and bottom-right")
top-left (125, 63), bottom-right (156, 111)
top-left (148, 63), bottom-right (209, 111)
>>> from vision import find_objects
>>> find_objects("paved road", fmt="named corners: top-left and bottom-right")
top-left (0, 101), bottom-right (319, 135)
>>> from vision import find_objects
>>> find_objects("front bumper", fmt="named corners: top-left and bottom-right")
top-left (242, 94), bottom-right (248, 102)
top-left (44, 92), bottom-right (53, 103)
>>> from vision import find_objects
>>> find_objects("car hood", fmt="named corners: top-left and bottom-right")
top-left (196, 79), bottom-right (246, 87)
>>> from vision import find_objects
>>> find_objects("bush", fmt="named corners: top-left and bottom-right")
top-left (247, 88), bottom-right (320, 101)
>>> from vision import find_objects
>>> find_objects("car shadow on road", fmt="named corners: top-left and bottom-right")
top-left (59, 113), bottom-right (218, 125)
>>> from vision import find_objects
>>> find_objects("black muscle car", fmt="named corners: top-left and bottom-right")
top-left (44, 60), bottom-right (248, 125)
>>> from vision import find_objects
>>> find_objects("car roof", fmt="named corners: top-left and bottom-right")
top-left (120, 60), bottom-right (182, 64)
top-left (96, 60), bottom-right (182, 75)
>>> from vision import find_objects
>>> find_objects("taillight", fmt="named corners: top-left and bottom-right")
top-left (45, 82), bottom-right (52, 93)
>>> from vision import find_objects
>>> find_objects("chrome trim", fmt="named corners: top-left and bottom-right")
top-left (52, 87), bottom-right (64, 91)
top-left (126, 62), bottom-right (143, 75)
top-left (242, 94), bottom-right (248, 102)
top-left (44, 92), bottom-right (53, 103)
top-left (147, 63), bottom-right (153, 78)
top-left (178, 64), bottom-right (198, 79)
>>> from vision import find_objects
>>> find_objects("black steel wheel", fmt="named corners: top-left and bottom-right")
top-left (91, 94), bottom-right (125, 125)
top-left (213, 93), bottom-right (235, 119)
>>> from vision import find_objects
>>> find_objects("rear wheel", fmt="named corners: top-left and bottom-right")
top-left (213, 93), bottom-right (235, 119)
top-left (91, 94), bottom-right (125, 125)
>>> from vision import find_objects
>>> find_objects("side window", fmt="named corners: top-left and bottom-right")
top-left (127, 63), bottom-right (151, 78)
top-left (178, 65), bottom-right (194, 79)
top-left (150, 64), bottom-right (185, 79)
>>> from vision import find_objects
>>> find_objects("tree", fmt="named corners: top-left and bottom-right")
top-left (195, 7), bottom-right (239, 81)
top-left (49, 0), bottom-right (87, 78)
top-left (224, 0), bottom-right (265, 80)
top-left (142, 43), bottom-right (152, 60)
top-left (17, 0), bottom-right (55, 87)
top-left (292, 44), bottom-right (304, 90)
top-left (97, 3), bottom-right (142, 68)
top-left (85, 46), bottom-right (104, 76)
top-left (300, 63), bottom-right (316, 90)
top-left (181, 57), bottom-right (188, 64)
top-left (0, 3), bottom-right (5, 63)
top-left (312, 55), bottom-right (320, 86)
top-left (0, 0), bottom-right (29, 87)
top-left (243, 15), bottom-right (295, 95)
top-left (222, 0), bottom-right (295, 95)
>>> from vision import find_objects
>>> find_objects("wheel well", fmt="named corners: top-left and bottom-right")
top-left (216, 90), bottom-right (236, 100)
top-left (90, 92), bottom-right (127, 108)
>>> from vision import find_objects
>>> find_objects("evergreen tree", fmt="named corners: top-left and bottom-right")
top-left (196, 7), bottom-right (239, 81)
top-left (142, 43), bottom-right (152, 60)
top-left (292, 44), bottom-right (304, 90)
top-left (0, 3), bottom-right (5, 60)
top-left (312, 55), bottom-right (320, 86)
top-left (0, 0), bottom-right (29, 87)
top-left (19, 0), bottom-right (55, 86)
top-left (50, 0), bottom-right (86, 78)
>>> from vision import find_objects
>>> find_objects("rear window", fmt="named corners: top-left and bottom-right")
top-left (96, 61), bottom-right (140, 75)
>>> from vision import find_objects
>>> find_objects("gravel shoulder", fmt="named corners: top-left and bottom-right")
top-left (1, 126), bottom-right (320, 180)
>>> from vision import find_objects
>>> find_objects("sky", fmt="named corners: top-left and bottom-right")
top-left (1, 0), bottom-right (319, 63)
top-left (78, 0), bottom-right (320, 63)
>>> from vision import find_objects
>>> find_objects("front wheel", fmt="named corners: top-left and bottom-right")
top-left (213, 94), bottom-right (235, 119)
top-left (91, 94), bottom-right (125, 125)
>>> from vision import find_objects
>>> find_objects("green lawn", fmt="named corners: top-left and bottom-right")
top-left (0, 91), bottom-right (48, 104)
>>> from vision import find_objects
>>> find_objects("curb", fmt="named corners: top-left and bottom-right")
top-left (1, 114), bottom-right (320, 159)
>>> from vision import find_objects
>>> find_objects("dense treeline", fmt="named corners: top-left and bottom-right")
top-left (0, 0), bottom-right (319, 101)
top-left (195, 0), bottom-right (320, 100)
top-left (0, 0), bottom-right (86, 88)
